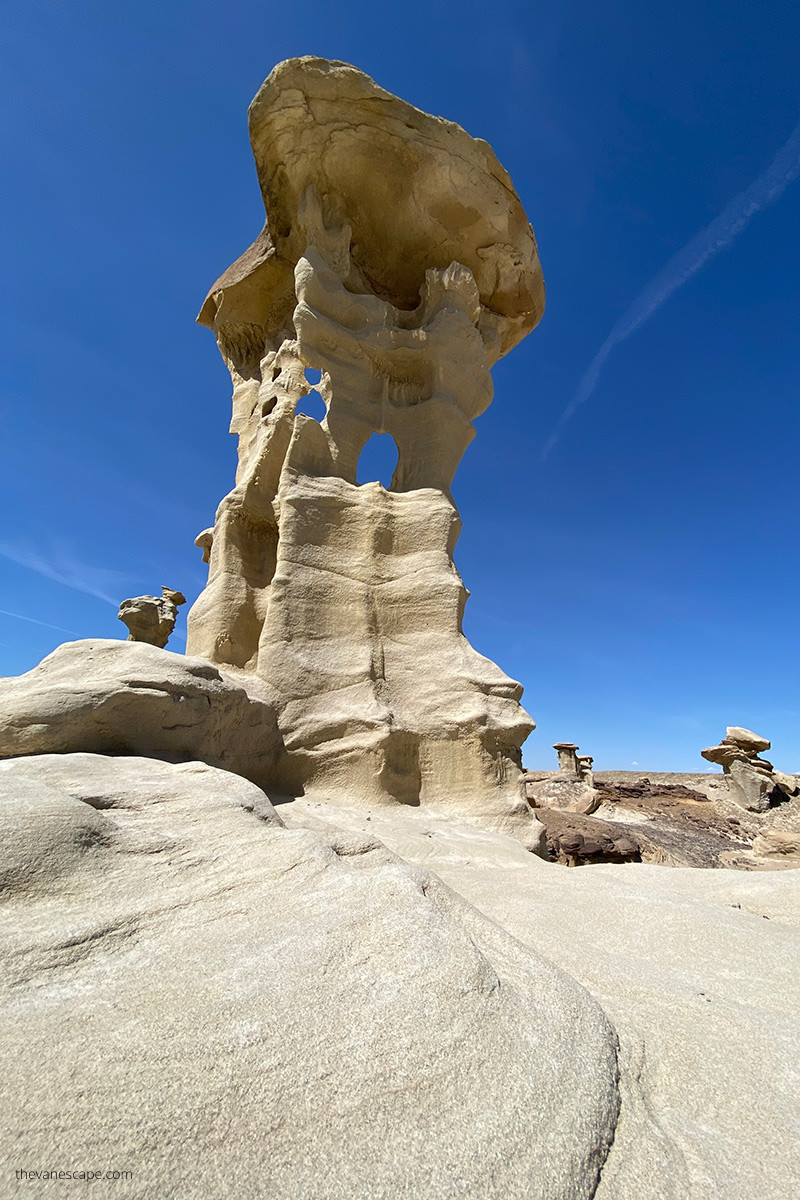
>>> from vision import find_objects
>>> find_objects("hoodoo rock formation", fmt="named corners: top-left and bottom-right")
top-left (1, 58), bottom-right (799, 1200)
top-left (118, 586), bottom-right (186, 648)
top-left (524, 742), bottom-right (600, 815)
top-left (186, 57), bottom-right (544, 824)
top-left (701, 726), bottom-right (800, 812)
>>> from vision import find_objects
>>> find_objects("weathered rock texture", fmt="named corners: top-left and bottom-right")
top-left (701, 726), bottom-right (799, 812)
top-left (278, 793), bottom-right (800, 1200)
top-left (534, 808), bottom-right (662, 866)
top-left (0, 640), bottom-right (281, 791)
top-left (517, 766), bottom-right (800, 870)
top-left (185, 57), bottom-right (543, 825)
top-left (1, 753), bottom-right (798, 1199)
top-left (0, 754), bottom-right (618, 1200)
top-left (118, 586), bottom-right (186, 648)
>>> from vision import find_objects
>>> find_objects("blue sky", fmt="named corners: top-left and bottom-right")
top-left (2, 0), bottom-right (799, 771)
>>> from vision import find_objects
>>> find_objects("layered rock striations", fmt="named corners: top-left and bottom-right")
top-left (186, 57), bottom-right (544, 824)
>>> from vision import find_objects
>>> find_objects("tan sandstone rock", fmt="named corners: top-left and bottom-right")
top-left (753, 828), bottom-right (800, 863)
top-left (702, 725), bottom-right (792, 812)
top-left (1, 753), bottom-right (798, 1200)
top-left (118, 585), bottom-right (186, 648)
top-left (198, 57), bottom-right (544, 362)
top-left (725, 726), bottom-right (771, 753)
top-left (277, 794), bottom-right (800, 1200)
top-left (0, 639), bottom-right (281, 791)
top-left (727, 756), bottom-right (777, 812)
top-left (773, 768), bottom-right (800, 798)
top-left (0, 754), bottom-right (618, 1200)
top-left (185, 57), bottom-right (544, 832)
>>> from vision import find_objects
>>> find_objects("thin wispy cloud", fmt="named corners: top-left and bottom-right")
top-left (0, 608), bottom-right (80, 636)
top-left (541, 119), bottom-right (800, 461)
top-left (0, 543), bottom-right (131, 606)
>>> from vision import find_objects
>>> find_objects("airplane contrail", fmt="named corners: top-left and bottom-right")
top-left (540, 119), bottom-right (800, 461)
top-left (0, 543), bottom-right (128, 606)
top-left (0, 608), bottom-right (79, 636)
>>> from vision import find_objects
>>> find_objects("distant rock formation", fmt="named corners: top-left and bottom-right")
top-left (118, 586), bottom-right (186, 648)
top-left (701, 726), bottom-right (800, 812)
top-left (553, 741), bottom-right (595, 784)
top-left (524, 741), bottom-right (600, 814)
top-left (185, 57), bottom-right (544, 830)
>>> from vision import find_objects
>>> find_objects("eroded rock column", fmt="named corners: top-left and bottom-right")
top-left (187, 57), bottom-right (546, 826)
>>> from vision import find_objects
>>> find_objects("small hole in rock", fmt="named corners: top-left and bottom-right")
top-left (304, 367), bottom-right (322, 386)
top-left (295, 389), bottom-right (327, 422)
top-left (357, 433), bottom-right (399, 488)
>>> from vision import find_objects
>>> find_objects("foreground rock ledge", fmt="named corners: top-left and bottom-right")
top-left (0, 754), bottom-right (616, 1200)
top-left (0, 639), bottom-right (281, 791)
top-left (2, 753), bottom-right (798, 1198)
top-left (280, 792), bottom-right (800, 1200)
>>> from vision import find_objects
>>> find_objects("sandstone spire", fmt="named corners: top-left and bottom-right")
top-left (186, 58), bottom-right (545, 823)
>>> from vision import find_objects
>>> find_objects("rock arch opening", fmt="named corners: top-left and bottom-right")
top-left (295, 389), bottom-right (327, 422)
top-left (356, 432), bottom-right (399, 488)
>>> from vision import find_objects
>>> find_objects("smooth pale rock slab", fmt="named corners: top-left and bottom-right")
top-left (0, 639), bottom-right (281, 791)
top-left (278, 796), bottom-right (800, 1200)
top-left (0, 775), bottom-right (111, 895)
top-left (0, 754), bottom-right (619, 1200)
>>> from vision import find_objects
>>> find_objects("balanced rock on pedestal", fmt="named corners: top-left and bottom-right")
top-left (118, 586), bottom-right (186, 649)
top-left (525, 742), bottom-right (599, 815)
top-left (187, 57), bottom-right (545, 832)
top-left (701, 726), bottom-right (798, 812)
